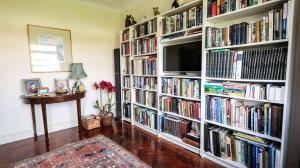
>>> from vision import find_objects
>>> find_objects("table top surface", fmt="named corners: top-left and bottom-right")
top-left (21, 92), bottom-right (86, 104)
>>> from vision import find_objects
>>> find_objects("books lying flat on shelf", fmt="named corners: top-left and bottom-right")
top-left (205, 82), bottom-right (285, 102)
top-left (123, 90), bottom-right (131, 101)
top-left (121, 29), bottom-right (130, 42)
top-left (134, 106), bottom-right (157, 130)
top-left (121, 42), bottom-right (130, 55)
top-left (123, 103), bottom-right (131, 119)
top-left (133, 76), bottom-right (157, 90)
top-left (161, 78), bottom-right (200, 99)
top-left (204, 124), bottom-right (281, 167)
top-left (207, 0), bottom-right (270, 18)
top-left (161, 97), bottom-right (201, 120)
top-left (132, 19), bottom-right (157, 38)
top-left (123, 76), bottom-right (131, 88)
top-left (121, 57), bottom-right (130, 74)
top-left (161, 6), bottom-right (203, 35)
top-left (206, 96), bottom-right (283, 138)
top-left (206, 2), bottom-right (290, 48)
top-left (131, 37), bottom-right (157, 55)
top-left (132, 57), bottom-right (157, 75)
top-left (160, 115), bottom-right (191, 138)
top-left (206, 47), bottom-right (288, 80)
top-left (133, 90), bottom-right (156, 108)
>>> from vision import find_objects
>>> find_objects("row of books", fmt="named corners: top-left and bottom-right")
top-left (204, 125), bottom-right (281, 168)
top-left (121, 42), bottom-right (130, 55)
top-left (205, 82), bottom-right (285, 102)
top-left (133, 106), bottom-right (157, 130)
top-left (206, 97), bottom-right (283, 138)
top-left (132, 57), bottom-right (157, 75)
top-left (132, 19), bottom-right (157, 38)
top-left (121, 57), bottom-right (130, 74)
top-left (160, 115), bottom-right (191, 139)
top-left (123, 103), bottom-right (131, 119)
top-left (122, 90), bottom-right (131, 101)
top-left (161, 97), bottom-right (201, 120)
top-left (131, 37), bottom-right (157, 56)
top-left (121, 29), bottom-right (130, 42)
top-left (206, 3), bottom-right (289, 48)
top-left (123, 76), bottom-right (131, 88)
top-left (133, 90), bottom-right (156, 108)
top-left (161, 6), bottom-right (203, 35)
top-left (206, 47), bottom-right (287, 80)
top-left (161, 78), bottom-right (200, 99)
top-left (133, 76), bottom-right (157, 90)
top-left (207, 0), bottom-right (271, 18)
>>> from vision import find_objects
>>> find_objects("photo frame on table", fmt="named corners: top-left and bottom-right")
top-left (23, 78), bottom-right (42, 96)
top-left (27, 24), bottom-right (73, 73)
top-left (55, 79), bottom-right (69, 91)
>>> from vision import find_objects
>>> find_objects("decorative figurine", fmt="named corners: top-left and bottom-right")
top-left (125, 15), bottom-right (137, 27)
top-left (171, 0), bottom-right (180, 9)
top-left (153, 7), bottom-right (160, 16)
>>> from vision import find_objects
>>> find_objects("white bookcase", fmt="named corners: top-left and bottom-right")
top-left (119, 0), bottom-right (297, 167)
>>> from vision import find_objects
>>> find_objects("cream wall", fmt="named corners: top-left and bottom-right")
top-left (0, 0), bottom-right (120, 144)
top-left (121, 0), bottom-right (194, 28)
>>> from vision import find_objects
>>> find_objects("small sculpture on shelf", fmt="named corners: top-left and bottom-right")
top-left (171, 0), bottom-right (184, 9)
top-left (125, 15), bottom-right (137, 27)
top-left (153, 7), bottom-right (160, 16)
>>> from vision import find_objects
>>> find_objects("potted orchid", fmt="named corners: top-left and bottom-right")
top-left (93, 80), bottom-right (117, 126)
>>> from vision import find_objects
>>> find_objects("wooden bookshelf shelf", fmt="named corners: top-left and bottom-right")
top-left (132, 74), bottom-right (157, 77)
top-left (160, 25), bottom-right (202, 38)
top-left (205, 39), bottom-right (288, 51)
top-left (122, 87), bottom-right (131, 90)
top-left (204, 152), bottom-right (247, 168)
top-left (204, 120), bottom-right (282, 142)
top-left (133, 33), bottom-right (157, 40)
top-left (161, 75), bottom-right (201, 79)
top-left (160, 111), bottom-right (201, 123)
top-left (134, 122), bottom-right (158, 135)
top-left (132, 16), bottom-right (157, 26)
top-left (204, 93), bottom-right (284, 104)
top-left (160, 0), bottom-right (202, 17)
top-left (160, 33), bottom-right (202, 44)
top-left (206, 0), bottom-right (285, 23)
top-left (133, 87), bottom-right (157, 92)
top-left (123, 117), bottom-right (132, 123)
top-left (160, 93), bottom-right (201, 102)
top-left (121, 40), bottom-right (130, 43)
top-left (132, 53), bottom-right (157, 57)
top-left (133, 102), bottom-right (158, 111)
top-left (205, 77), bottom-right (286, 83)
top-left (121, 54), bottom-right (130, 57)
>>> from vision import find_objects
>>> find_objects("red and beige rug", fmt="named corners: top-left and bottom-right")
top-left (11, 135), bottom-right (150, 168)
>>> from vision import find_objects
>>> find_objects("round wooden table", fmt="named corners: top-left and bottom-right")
top-left (22, 92), bottom-right (86, 145)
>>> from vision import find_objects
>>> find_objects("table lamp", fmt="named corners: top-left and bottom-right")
top-left (70, 63), bottom-right (87, 93)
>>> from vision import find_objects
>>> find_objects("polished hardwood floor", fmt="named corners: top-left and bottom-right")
top-left (0, 119), bottom-right (222, 168)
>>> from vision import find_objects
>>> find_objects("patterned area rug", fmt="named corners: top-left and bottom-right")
top-left (11, 135), bottom-right (150, 168)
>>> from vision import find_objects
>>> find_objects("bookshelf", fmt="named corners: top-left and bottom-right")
top-left (119, 0), bottom-right (297, 167)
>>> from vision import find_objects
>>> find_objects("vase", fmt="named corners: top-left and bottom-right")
top-left (100, 113), bottom-right (113, 126)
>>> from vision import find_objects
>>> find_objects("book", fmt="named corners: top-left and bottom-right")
top-left (134, 106), bottom-right (157, 130)
top-left (133, 76), bottom-right (157, 90)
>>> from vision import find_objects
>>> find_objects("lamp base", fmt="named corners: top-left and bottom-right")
top-left (73, 79), bottom-right (85, 93)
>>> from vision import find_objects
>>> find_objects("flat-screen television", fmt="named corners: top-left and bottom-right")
top-left (163, 41), bottom-right (202, 72)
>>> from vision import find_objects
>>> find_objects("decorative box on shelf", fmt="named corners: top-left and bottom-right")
top-left (82, 115), bottom-right (101, 130)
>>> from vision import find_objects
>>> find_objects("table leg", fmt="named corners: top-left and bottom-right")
top-left (76, 98), bottom-right (82, 130)
top-left (41, 103), bottom-right (49, 143)
top-left (30, 104), bottom-right (38, 141)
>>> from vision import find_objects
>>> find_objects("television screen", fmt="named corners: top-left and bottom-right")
top-left (163, 41), bottom-right (202, 72)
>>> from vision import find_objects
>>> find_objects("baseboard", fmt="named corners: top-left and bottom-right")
top-left (0, 120), bottom-right (78, 145)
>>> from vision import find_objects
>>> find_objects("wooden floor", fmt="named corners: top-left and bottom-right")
top-left (0, 119), bottom-right (222, 168)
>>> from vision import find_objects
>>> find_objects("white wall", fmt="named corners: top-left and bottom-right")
top-left (0, 0), bottom-right (120, 144)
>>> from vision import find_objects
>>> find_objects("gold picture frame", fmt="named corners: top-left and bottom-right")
top-left (27, 24), bottom-right (73, 73)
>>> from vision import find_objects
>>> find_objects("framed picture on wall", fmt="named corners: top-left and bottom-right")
top-left (22, 78), bottom-right (42, 96)
top-left (27, 25), bottom-right (73, 73)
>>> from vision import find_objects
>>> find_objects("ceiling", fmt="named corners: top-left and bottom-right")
top-left (67, 0), bottom-right (144, 12)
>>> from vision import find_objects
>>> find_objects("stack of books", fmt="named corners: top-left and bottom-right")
top-left (133, 76), bottom-right (157, 90)
top-left (183, 122), bottom-right (201, 147)
top-left (205, 82), bottom-right (285, 102)
top-left (122, 90), bottom-right (131, 101)
top-left (123, 103), bottom-right (131, 119)
top-left (161, 78), bottom-right (200, 99)
top-left (206, 97), bottom-right (283, 138)
top-left (160, 115), bottom-right (191, 139)
top-left (161, 6), bottom-right (203, 35)
top-left (134, 106), bottom-right (157, 130)
top-left (161, 97), bottom-right (201, 120)
top-left (206, 2), bottom-right (290, 48)
top-left (207, 0), bottom-right (271, 18)
top-left (131, 37), bottom-right (157, 55)
top-left (204, 125), bottom-right (281, 167)
top-left (206, 47), bottom-right (288, 80)
top-left (132, 19), bottom-right (157, 38)
top-left (121, 42), bottom-right (130, 55)
top-left (121, 29), bottom-right (130, 41)
top-left (123, 76), bottom-right (131, 88)
top-left (134, 90), bottom-right (156, 108)
top-left (132, 57), bottom-right (157, 75)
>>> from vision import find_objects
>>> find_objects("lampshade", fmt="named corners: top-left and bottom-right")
top-left (69, 63), bottom-right (87, 79)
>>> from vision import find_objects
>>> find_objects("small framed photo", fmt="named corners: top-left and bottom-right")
top-left (23, 78), bottom-right (42, 96)
top-left (55, 79), bottom-right (69, 91)
top-left (37, 87), bottom-right (50, 96)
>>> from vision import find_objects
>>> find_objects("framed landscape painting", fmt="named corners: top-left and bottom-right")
top-left (27, 25), bottom-right (73, 73)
